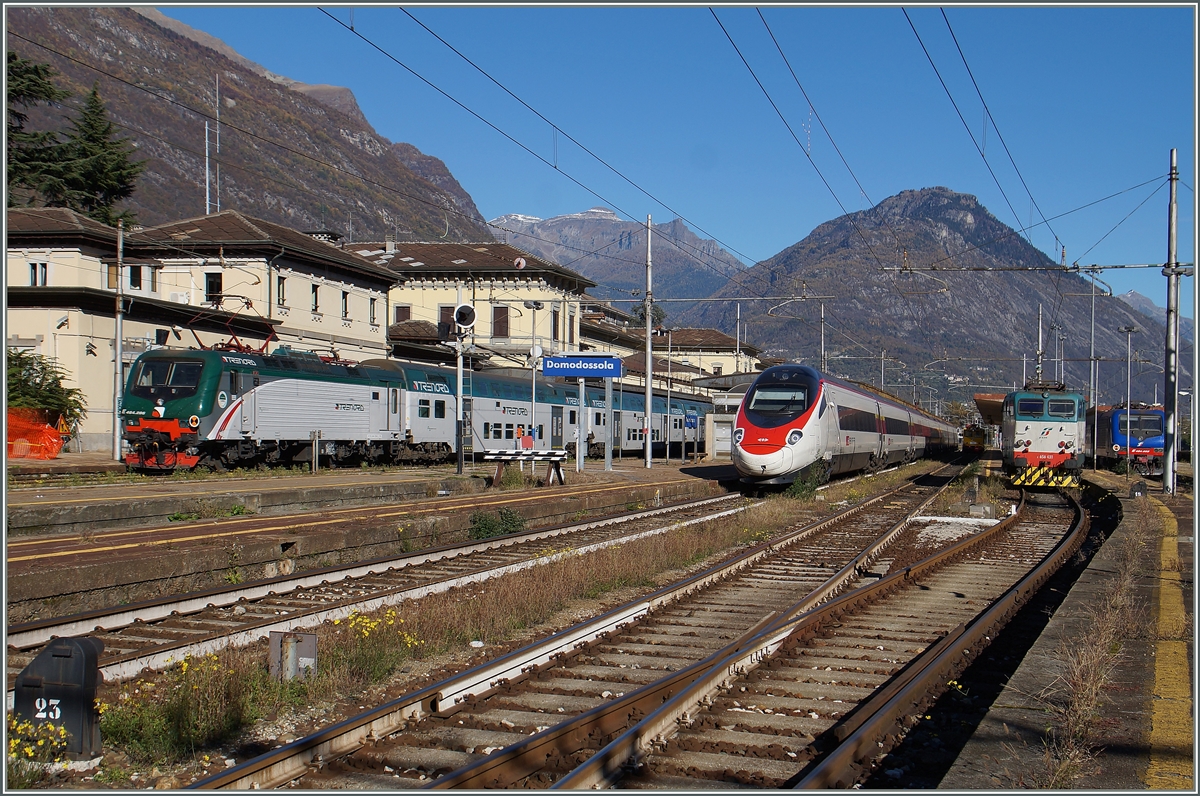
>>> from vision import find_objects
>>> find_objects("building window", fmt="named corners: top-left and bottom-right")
top-left (149, 267), bottom-right (158, 293)
top-left (341, 290), bottom-right (350, 319)
top-left (128, 265), bottom-right (142, 290)
top-left (369, 298), bottom-right (377, 325)
top-left (394, 305), bottom-right (411, 323)
top-left (311, 284), bottom-right (320, 312)
top-left (568, 313), bottom-right (575, 345)
top-left (713, 364), bottom-right (723, 376)
top-left (552, 309), bottom-right (560, 341)
top-left (277, 276), bottom-right (286, 307)
top-left (205, 273), bottom-right (223, 305)
top-left (29, 262), bottom-right (48, 286)
top-left (492, 305), bottom-right (509, 338)
top-left (107, 262), bottom-right (118, 289)
top-left (439, 305), bottom-right (454, 326)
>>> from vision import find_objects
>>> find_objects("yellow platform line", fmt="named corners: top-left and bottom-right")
top-left (1144, 499), bottom-right (1194, 790)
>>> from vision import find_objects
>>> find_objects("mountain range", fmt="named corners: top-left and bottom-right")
top-left (488, 207), bottom-right (745, 304)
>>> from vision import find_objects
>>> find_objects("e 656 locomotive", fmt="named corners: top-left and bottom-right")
top-left (732, 364), bottom-right (957, 486)
top-left (1000, 381), bottom-right (1086, 487)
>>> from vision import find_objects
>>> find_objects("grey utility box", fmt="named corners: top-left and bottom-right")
top-left (13, 636), bottom-right (105, 758)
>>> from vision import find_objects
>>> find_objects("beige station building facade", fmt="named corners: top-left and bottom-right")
top-left (6, 207), bottom-right (765, 453)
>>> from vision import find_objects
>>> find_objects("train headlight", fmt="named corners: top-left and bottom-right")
top-left (1113, 444), bottom-right (1121, 452)
top-left (733, 428), bottom-right (744, 444)
top-left (787, 429), bottom-right (804, 446)
top-left (188, 415), bottom-right (201, 428)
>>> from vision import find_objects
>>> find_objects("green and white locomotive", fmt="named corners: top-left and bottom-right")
top-left (121, 347), bottom-right (454, 470)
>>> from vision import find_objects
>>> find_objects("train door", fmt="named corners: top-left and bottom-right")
top-left (551, 406), bottom-right (563, 449)
top-left (387, 388), bottom-right (401, 431)
top-left (369, 389), bottom-right (385, 433)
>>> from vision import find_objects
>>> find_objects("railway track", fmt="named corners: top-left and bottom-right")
top-left (190, 465), bottom-right (971, 789)
top-left (5, 494), bottom-right (756, 699)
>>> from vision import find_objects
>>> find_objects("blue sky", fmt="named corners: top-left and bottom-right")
top-left (160, 5), bottom-right (1195, 319)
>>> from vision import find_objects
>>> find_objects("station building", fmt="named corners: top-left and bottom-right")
top-left (6, 208), bottom-right (768, 453)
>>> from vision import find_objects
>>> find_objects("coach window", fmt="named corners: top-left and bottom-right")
top-left (394, 305), bottom-right (411, 323)
top-left (230, 370), bottom-right (240, 395)
top-left (434, 400), bottom-right (446, 419)
top-left (483, 422), bottom-right (491, 439)
top-left (29, 262), bottom-right (48, 286)
top-left (569, 410), bottom-right (577, 425)
top-left (505, 423), bottom-right (514, 439)
top-left (277, 276), bottom-right (287, 307)
top-left (390, 389), bottom-right (399, 414)
top-left (418, 398), bottom-right (431, 418)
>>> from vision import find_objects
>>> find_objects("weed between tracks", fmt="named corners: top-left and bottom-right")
top-left (74, 497), bottom-right (803, 788)
top-left (1017, 497), bottom-right (1155, 788)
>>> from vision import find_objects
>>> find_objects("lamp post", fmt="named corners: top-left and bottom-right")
top-left (524, 301), bottom-right (544, 446)
top-left (665, 329), bottom-right (673, 464)
top-left (1120, 325), bottom-right (1139, 479)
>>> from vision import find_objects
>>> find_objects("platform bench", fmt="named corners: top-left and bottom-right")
top-left (481, 449), bottom-right (570, 487)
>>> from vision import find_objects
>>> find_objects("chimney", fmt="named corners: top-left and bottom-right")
top-left (385, 233), bottom-right (395, 254)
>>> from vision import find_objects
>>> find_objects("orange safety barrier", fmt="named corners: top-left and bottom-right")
top-left (6, 408), bottom-right (65, 460)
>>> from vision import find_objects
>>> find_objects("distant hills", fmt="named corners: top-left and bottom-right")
top-left (6, 6), bottom-right (492, 242)
top-left (1117, 290), bottom-right (1193, 343)
top-left (489, 208), bottom-right (745, 306)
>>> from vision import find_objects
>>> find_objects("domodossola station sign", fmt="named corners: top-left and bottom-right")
top-left (542, 356), bottom-right (623, 378)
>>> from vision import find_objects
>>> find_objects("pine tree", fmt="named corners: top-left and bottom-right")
top-left (6, 52), bottom-right (73, 207)
top-left (60, 83), bottom-right (146, 225)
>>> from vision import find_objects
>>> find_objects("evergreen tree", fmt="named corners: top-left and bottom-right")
top-left (6, 348), bottom-right (87, 429)
top-left (60, 83), bottom-right (146, 225)
top-left (6, 52), bottom-right (73, 207)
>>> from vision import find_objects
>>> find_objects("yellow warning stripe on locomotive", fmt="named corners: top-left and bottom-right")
top-left (1012, 465), bottom-right (1080, 487)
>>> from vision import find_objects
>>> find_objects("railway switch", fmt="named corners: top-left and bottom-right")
top-left (13, 636), bottom-right (105, 758)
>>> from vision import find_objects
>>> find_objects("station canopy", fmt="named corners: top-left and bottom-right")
top-left (973, 393), bottom-right (1007, 426)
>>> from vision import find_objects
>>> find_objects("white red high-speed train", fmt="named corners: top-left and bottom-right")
top-left (732, 364), bottom-right (958, 485)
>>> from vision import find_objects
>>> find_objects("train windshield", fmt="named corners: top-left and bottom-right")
top-left (742, 367), bottom-right (820, 429)
top-left (1015, 398), bottom-right (1044, 418)
top-left (1122, 414), bottom-right (1163, 436)
top-left (747, 385), bottom-right (809, 415)
top-left (129, 359), bottom-right (206, 401)
top-left (1047, 399), bottom-right (1078, 419)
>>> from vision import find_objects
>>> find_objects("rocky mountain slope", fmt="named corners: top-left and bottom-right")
top-left (7, 6), bottom-right (491, 242)
top-left (1117, 290), bottom-right (1193, 342)
top-left (671, 187), bottom-right (1185, 406)
top-left (488, 207), bottom-right (745, 307)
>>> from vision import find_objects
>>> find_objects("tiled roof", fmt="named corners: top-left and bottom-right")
top-left (6, 207), bottom-right (118, 241)
top-left (130, 211), bottom-right (396, 280)
top-left (387, 319), bottom-right (441, 342)
top-left (621, 352), bottom-right (705, 377)
top-left (651, 327), bottom-right (761, 355)
top-left (352, 240), bottom-right (596, 290)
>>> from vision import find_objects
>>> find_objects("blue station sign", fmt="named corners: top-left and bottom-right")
top-left (542, 356), bottom-right (623, 378)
